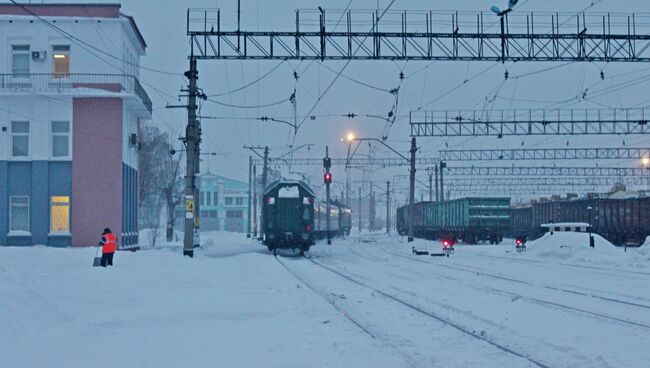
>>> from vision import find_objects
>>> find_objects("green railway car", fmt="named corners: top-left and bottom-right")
top-left (396, 197), bottom-right (511, 244)
top-left (262, 180), bottom-right (315, 253)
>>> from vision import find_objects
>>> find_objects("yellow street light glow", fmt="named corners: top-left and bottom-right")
top-left (643, 157), bottom-right (650, 166)
top-left (346, 132), bottom-right (355, 142)
top-left (54, 54), bottom-right (67, 59)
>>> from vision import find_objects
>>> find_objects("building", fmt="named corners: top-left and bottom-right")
top-left (0, 4), bottom-right (151, 248)
top-left (175, 172), bottom-right (249, 233)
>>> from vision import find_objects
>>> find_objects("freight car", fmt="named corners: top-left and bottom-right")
top-left (510, 195), bottom-right (650, 246)
top-left (397, 197), bottom-right (511, 244)
top-left (313, 200), bottom-right (352, 239)
top-left (261, 180), bottom-right (315, 253)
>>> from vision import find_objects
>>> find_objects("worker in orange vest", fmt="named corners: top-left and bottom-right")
top-left (98, 228), bottom-right (117, 267)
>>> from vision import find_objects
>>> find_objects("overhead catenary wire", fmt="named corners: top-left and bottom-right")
top-left (207, 59), bottom-right (289, 97)
top-left (295, 0), bottom-right (398, 134)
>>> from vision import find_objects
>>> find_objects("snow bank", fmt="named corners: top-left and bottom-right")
top-left (526, 232), bottom-right (647, 269)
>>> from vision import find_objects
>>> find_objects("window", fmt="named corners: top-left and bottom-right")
top-left (235, 197), bottom-right (244, 206)
top-left (11, 121), bottom-right (29, 157)
top-left (226, 210), bottom-right (243, 218)
top-left (213, 192), bottom-right (218, 205)
top-left (52, 45), bottom-right (70, 78)
top-left (51, 121), bottom-right (70, 158)
top-left (200, 192), bottom-right (205, 206)
top-left (206, 192), bottom-right (212, 206)
top-left (50, 196), bottom-right (70, 233)
top-left (225, 197), bottom-right (233, 205)
top-left (209, 210), bottom-right (218, 218)
top-left (10, 196), bottom-right (29, 232)
top-left (12, 45), bottom-right (30, 76)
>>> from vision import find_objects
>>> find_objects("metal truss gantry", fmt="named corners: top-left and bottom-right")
top-left (443, 166), bottom-right (648, 177)
top-left (446, 187), bottom-right (609, 196)
top-left (439, 147), bottom-right (650, 161)
top-left (410, 108), bottom-right (650, 137)
top-left (450, 177), bottom-right (648, 187)
top-left (187, 9), bottom-right (650, 62)
top-left (252, 157), bottom-right (439, 167)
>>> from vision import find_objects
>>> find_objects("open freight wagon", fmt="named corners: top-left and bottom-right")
top-left (397, 197), bottom-right (511, 244)
top-left (510, 196), bottom-right (650, 246)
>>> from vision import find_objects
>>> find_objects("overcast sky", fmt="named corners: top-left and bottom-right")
top-left (30, 0), bottom-right (650, 201)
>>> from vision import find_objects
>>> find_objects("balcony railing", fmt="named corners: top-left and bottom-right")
top-left (0, 73), bottom-right (152, 114)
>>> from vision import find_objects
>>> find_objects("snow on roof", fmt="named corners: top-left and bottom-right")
top-left (541, 222), bottom-right (590, 228)
top-left (278, 186), bottom-right (300, 198)
top-left (264, 180), bottom-right (315, 197)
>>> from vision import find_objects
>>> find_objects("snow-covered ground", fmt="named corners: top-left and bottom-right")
top-left (1, 231), bottom-right (649, 367)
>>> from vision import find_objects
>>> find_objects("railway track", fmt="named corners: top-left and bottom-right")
top-left (472, 253), bottom-right (650, 277)
top-left (273, 254), bottom-right (422, 368)
top-left (379, 248), bottom-right (650, 330)
top-left (289, 254), bottom-right (551, 368)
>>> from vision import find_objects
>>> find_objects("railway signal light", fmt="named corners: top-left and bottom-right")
top-left (324, 172), bottom-right (332, 184)
top-left (323, 157), bottom-right (331, 169)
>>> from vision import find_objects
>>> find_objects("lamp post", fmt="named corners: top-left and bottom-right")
top-left (642, 157), bottom-right (650, 191)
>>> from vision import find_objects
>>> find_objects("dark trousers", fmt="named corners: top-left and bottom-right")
top-left (100, 252), bottom-right (114, 267)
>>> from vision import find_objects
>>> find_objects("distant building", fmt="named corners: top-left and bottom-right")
top-left (0, 4), bottom-right (151, 248)
top-left (175, 172), bottom-right (249, 233)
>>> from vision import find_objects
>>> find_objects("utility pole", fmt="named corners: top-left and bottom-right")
top-left (358, 186), bottom-right (362, 233)
top-left (369, 181), bottom-right (374, 232)
top-left (386, 180), bottom-right (390, 235)
top-left (429, 173), bottom-right (433, 202)
top-left (324, 146), bottom-right (332, 245)
top-left (346, 170), bottom-right (350, 207)
top-left (261, 146), bottom-right (269, 237)
top-left (262, 146), bottom-right (269, 191)
top-left (252, 165), bottom-right (258, 237)
top-left (439, 161), bottom-right (446, 202)
top-left (247, 156), bottom-right (252, 238)
top-left (183, 56), bottom-right (199, 257)
top-left (408, 137), bottom-right (417, 242)
top-left (434, 163), bottom-right (439, 202)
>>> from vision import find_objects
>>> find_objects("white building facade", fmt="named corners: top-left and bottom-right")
top-left (0, 3), bottom-right (151, 248)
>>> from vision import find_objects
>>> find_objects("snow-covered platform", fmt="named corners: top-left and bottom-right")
top-left (1, 231), bottom-right (649, 367)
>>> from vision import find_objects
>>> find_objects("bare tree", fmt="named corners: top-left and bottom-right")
top-left (139, 123), bottom-right (176, 243)
top-left (162, 150), bottom-right (183, 242)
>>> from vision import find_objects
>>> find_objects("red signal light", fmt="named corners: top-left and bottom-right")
top-left (324, 172), bottom-right (332, 184)
top-left (306, 225), bottom-right (311, 231)
top-left (516, 239), bottom-right (522, 245)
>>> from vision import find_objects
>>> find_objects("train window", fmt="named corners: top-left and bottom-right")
top-left (565, 227), bottom-right (571, 231)
top-left (303, 208), bottom-right (310, 220)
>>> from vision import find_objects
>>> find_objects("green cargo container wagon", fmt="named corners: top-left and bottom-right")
top-left (397, 197), bottom-right (510, 244)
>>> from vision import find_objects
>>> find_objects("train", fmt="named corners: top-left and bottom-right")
top-left (396, 197), bottom-right (511, 244)
top-left (313, 199), bottom-right (352, 239)
top-left (261, 180), bottom-right (352, 253)
top-left (511, 194), bottom-right (650, 246)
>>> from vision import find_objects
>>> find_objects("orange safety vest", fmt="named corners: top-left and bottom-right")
top-left (102, 233), bottom-right (117, 254)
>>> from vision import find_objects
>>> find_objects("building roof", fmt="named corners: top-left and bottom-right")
top-left (0, 3), bottom-right (121, 17)
top-left (198, 172), bottom-right (247, 189)
top-left (0, 3), bottom-right (147, 50)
